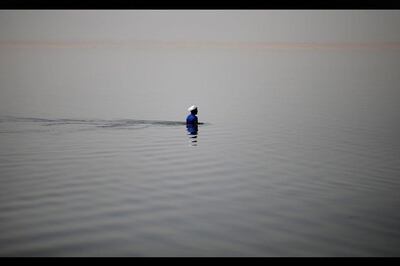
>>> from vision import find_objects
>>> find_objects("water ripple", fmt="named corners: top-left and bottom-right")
top-left (0, 114), bottom-right (399, 256)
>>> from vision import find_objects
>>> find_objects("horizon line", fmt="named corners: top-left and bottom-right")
top-left (1, 40), bottom-right (400, 50)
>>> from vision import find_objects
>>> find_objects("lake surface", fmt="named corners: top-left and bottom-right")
top-left (0, 45), bottom-right (400, 256)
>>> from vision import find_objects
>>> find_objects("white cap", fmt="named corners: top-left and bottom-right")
top-left (188, 105), bottom-right (197, 112)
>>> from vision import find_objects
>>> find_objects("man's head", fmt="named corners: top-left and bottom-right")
top-left (188, 105), bottom-right (198, 115)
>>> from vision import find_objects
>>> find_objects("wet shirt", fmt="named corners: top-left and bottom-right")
top-left (186, 114), bottom-right (198, 125)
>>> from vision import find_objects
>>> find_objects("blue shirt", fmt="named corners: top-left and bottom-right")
top-left (186, 114), bottom-right (198, 125)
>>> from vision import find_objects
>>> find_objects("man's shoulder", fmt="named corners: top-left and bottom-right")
top-left (186, 114), bottom-right (198, 123)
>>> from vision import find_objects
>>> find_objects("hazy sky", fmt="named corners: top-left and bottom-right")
top-left (1, 10), bottom-right (400, 43)
top-left (1, 10), bottom-right (400, 120)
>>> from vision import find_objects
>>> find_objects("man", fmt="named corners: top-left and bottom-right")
top-left (186, 105), bottom-right (198, 135)
top-left (186, 105), bottom-right (198, 125)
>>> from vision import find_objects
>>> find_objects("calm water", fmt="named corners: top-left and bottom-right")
top-left (0, 46), bottom-right (400, 256)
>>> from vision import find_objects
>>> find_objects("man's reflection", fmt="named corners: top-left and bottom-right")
top-left (187, 123), bottom-right (198, 146)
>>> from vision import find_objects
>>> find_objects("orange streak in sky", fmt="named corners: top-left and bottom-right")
top-left (1, 40), bottom-right (400, 50)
